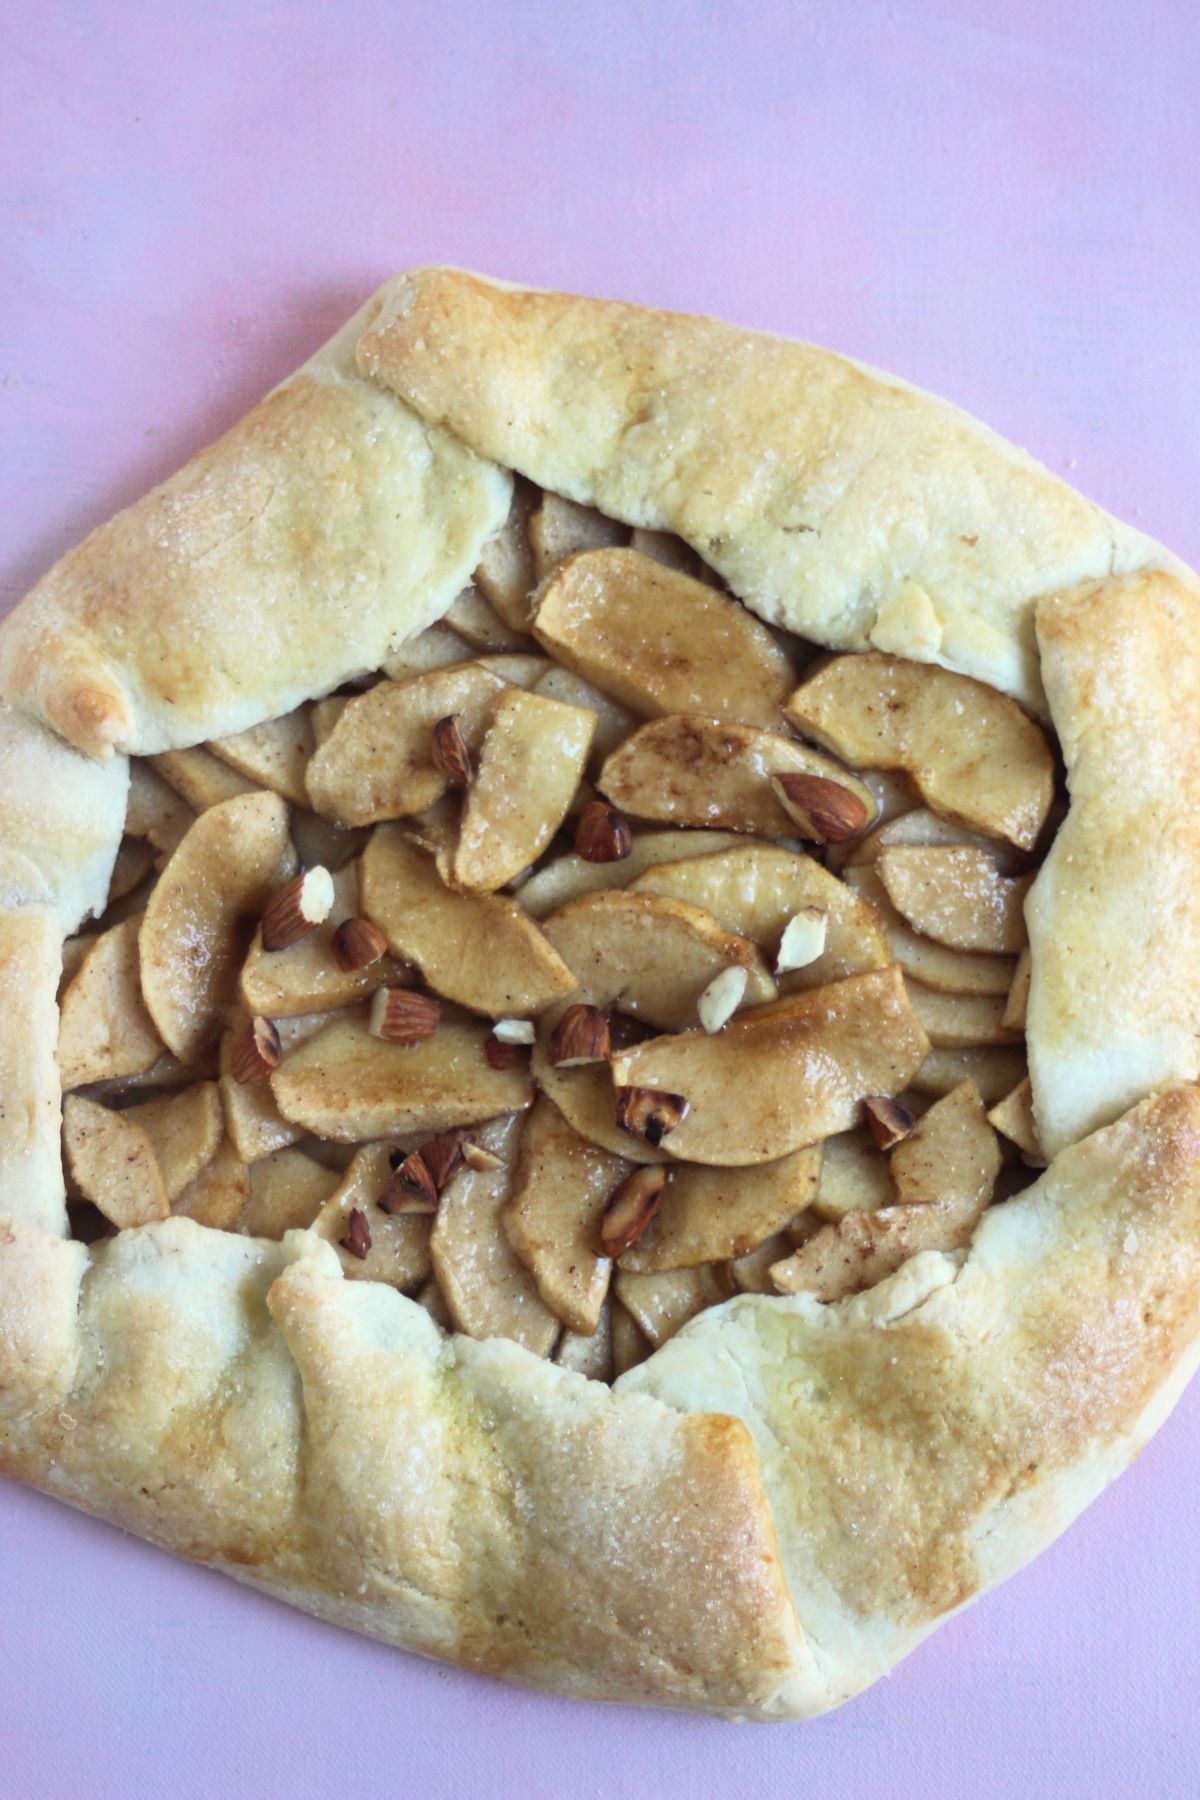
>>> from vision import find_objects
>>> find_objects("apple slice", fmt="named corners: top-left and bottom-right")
top-left (1003, 946), bottom-right (1032, 1031)
top-left (842, 864), bottom-right (1014, 997)
top-left (140, 791), bottom-right (291, 1063)
top-left (124, 762), bottom-right (194, 861)
top-left (358, 825), bottom-right (575, 1016)
top-left (531, 1012), bottom-right (668, 1167)
top-left (305, 663), bottom-right (506, 826)
top-left (57, 916), bottom-right (165, 1090)
top-left (617, 1144), bottom-right (821, 1273)
top-left (771, 1080), bottom-right (1000, 1299)
top-left (473, 477), bottom-right (540, 632)
top-left (124, 1082), bottom-right (224, 1202)
top-left (431, 1112), bottom-right (560, 1355)
top-left (270, 1007), bottom-right (533, 1142)
top-left (533, 665), bottom-right (638, 771)
top-left (472, 652), bottom-right (553, 688)
top-left (240, 862), bottom-right (398, 1018)
top-left (824, 769), bottom-right (920, 871)
top-left (445, 687), bottom-right (594, 893)
top-left (379, 623), bottom-right (472, 681)
top-left (811, 1126), bottom-right (895, 1221)
top-left (533, 547), bottom-right (795, 728)
top-left (148, 746), bottom-right (257, 813)
top-left (172, 1138), bottom-right (251, 1231)
top-left (785, 651), bottom-right (1055, 851)
top-left (541, 890), bottom-right (775, 1032)
top-left (501, 1095), bottom-right (629, 1333)
top-left (528, 492), bottom-right (626, 579)
top-left (725, 1231), bottom-right (800, 1294)
top-left (878, 845), bottom-right (1032, 954)
top-left (611, 1300), bottom-right (652, 1375)
top-left (599, 714), bottom-right (877, 838)
top-left (610, 967), bottom-right (929, 1167)
top-left (444, 583), bottom-right (536, 652)
top-left (218, 1009), bottom-right (322, 1163)
top-left (63, 1094), bottom-right (169, 1228)
top-left (904, 979), bottom-right (1022, 1049)
top-left (235, 1146), bottom-right (341, 1239)
top-left (554, 1296), bottom-right (616, 1383)
top-left (613, 1265), bottom-right (729, 1347)
top-left (628, 527), bottom-right (715, 583)
top-left (912, 1045), bottom-right (1027, 1107)
top-left (628, 843), bottom-right (889, 992)
top-left (209, 704), bottom-right (315, 807)
top-left (846, 805), bottom-right (1025, 874)
top-left (312, 1142), bottom-right (433, 1288)
top-left (517, 829), bottom-right (745, 919)
top-left (987, 1077), bottom-right (1045, 1164)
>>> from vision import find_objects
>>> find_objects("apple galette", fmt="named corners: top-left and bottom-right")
top-left (1, 270), bottom-right (1198, 1719)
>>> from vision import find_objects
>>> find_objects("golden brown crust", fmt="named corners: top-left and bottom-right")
top-left (356, 268), bottom-right (1159, 713)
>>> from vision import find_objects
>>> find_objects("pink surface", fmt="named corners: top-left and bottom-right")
top-left (2, 2), bottom-right (1198, 1794)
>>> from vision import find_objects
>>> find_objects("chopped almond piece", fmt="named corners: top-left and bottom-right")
top-left (271, 1009), bottom-right (532, 1142)
top-left (430, 713), bottom-right (473, 788)
top-left (575, 799), bottom-right (633, 863)
top-left (519, 829), bottom-right (745, 918)
top-left (431, 1113), bottom-right (560, 1355)
top-left (209, 704), bottom-right (315, 807)
top-left (358, 825), bottom-right (575, 1017)
top-left (484, 1034), bottom-right (524, 1070)
top-left (600, 1167), bottom-right (666, 1257)
top-left (340, 1207), bottom-right (373, 1260)
top-left (618, 1146), bottom-right (821, 1273)
top-left (769, 772), bottom-right (869, 844)
top-left (863, 1095), bottom-right (916, 1150)
top-left (541, 889), bottom-right (774, 1032)
top-left (330, 916), bottom-right (388, 972)
top-left (125, 1082), bottom-right (224, 1201)
top-left (63, 1095), bottom-right (170, 1228)
top-left (491, 1018), bottom-right (535, 1045)
top-left (140, 791), bottom-right (290, 1063)
top-left (528, 493), bottom-right (627, 579)
top-left (531, 1017), bottom-right (668, 1167)
top-left (842, 864), bottom-right (1015, 997)
top-left (57, 916), bottom-right (164, 1090)
top-left (614, 1265), bottom-right (728, 1348)
top-left (548, 1004), bottom-right (611, 1067)
top-left (502, 1096), bottom-right (630, 1333)
top-left (237, 1146), bottom-right (340, 1239)
top-left (261, 866), bottom-right (335, 951)
top-left (614, 1086), bottom-right (690, 1147)
top-left (241, 864), bottom-right (396, 1019)
top-left (611, 968), bottom-right (930, 1167)
top-left (785, 652), bottom-right (1055, 851)
top-left (447, 687), bottom-right (594, 893)
top-left (231, 1016), bottom-right (282, 1084)
top-left (305, 663), bottom-right (507, 826)
top-left (697, 965), bottom-right (748, 1033)
top-left (218, 1010), bottom-right (314, 1163)
top-left (369, 987), bottom-right (441, 1045)
top-left (381, 1150), bottom-right (438, 1214)
top-left (988, 1077), bottom-right (1045, 1163)
top-left (599, 715), bottom-right (877, 838)
top-left (877, 845), bottom-right (1032, 954)
top-left (533, 547), bottom-right (795, 727)
top-left (312, 1141), bottom-right (434, 1289)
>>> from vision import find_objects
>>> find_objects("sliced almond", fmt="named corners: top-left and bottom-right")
top-left (124, 1082), bottom-right (224, 1202)
top-left (628, 844), bottom-right (888, 993)
top-left (305, 664), bottom-right (506, 827)
top-left (1002, 946), bottom-right (1032, 1032)
top-left (912, 1045), bottom-right (1028, 1108)
top-left (877, 845), bottom-right (1032, 954)
top-left (905, 979), bottom-right (1023, 1049)
top-left (271, 1008), bottom-right (533, 1142)
top-left (209, 705), bottom-right (315, 807)
top-left (862, 1094), bottom-right (916, 1150)
top-left (554, 1296), bottom-right (616, 1383)
top-left (241, 863), bottom-right (396, 1019)
top-left (140, 791), bottom-right (290, 1063)
top-left (811, 1127), bottom-right (895, 1221)
top-left (312, 1141), bottom-right (434, 1289)
top-left (261, 865), bottom-right (336, 952)
top-left (57, 916), bottom-right (164, 1090)
top-left (148, 746), bottom-right (258, 813)
top-left (431, 1112), bottom-right (559, 1355)
top-left (237, 1146), bottom-right (341, 1239)
top-left (124, 762), bottom-right (194, 860)
top-left (518, 829), bottom-right (745, 920)
top-left (785, 652), bottom-right (1055, 851)
top-left (446, 688), bottom-right (594, 893)
top-left (541, 889), bottom-right (775, 1032)
top-left (172, 1137), bottom-right (251, 1230)
top-left (988, 1076), bottom-right (1045, 1163)
top-left (62, 1094), bottom-right (169, 1228)
top-left (532, 665), bottom-right (638, 772)
top-left (618, 1145), bottom-right (821, 1273)
top-left (611, 1299), bottom-right (652, 1375)
top-left (697, 966), bottom-right (748, 1033)
top-left (614, 1265), bottom-right (728, 1348)
top-left (358, 825), bottom-right (575, 1017)
top-left (502, 1096), bottom-right (629, 1333)
top-left (610, 967), bottom-right (930, 1167)
top-left (379, 624), bottom-right (472, 682)
top-left (842, 864), bottom-right (1015, 997)
top-left (771, 1081), bottom-right (1000, 1299)
top-left (473, 477), bottom-right (540, 632)
top-left (533, 547), bottom-right (794, 727)
top-left (769, 772), bottom-right (869, 844)
top-left (599, 715), bottom-right (878, 838)
top-left (548, 1003), bottom-right (611, 1067)
top-left (600, 1166), bottom-right (667, 1257)
top-left (529, 493), bottom-right (627, 580)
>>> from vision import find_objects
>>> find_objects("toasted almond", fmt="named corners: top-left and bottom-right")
top-left (461, 1136), bottom-right (505, 1172)
top-left (600, 1166), bottom-right (666, 1256)
top-left (421, 1129), bottom-right (466, 1190)
top-left (863, 1093), bottom-right (916, 1150)
top-left (548, 1003), bottom-right (612, 1067)
top-left (381, 1151), bottom-right (438, 1213)
top-left (231, 1016), bottom-right (283, 1085)
top-left (483, 1033), bottom-right (524, 1069)
top-left (330, 916), bottom-right (388, 972)
top-left (770, 772), bottom-right (869, 844)
top-left (575, 800), bottom-right (633, 863)
top-left (261, 866), bottom-right (335, 952)
top-left (430, 713), bottom-right (473, 787)
top-left (492, 1018), bottom-right (536, 1045)
top-left (369, 986), bottom-right (440, 1045)
top-left (340, 1206), bottom-right (373, 1260)
top-left (615, 1086), bottom-right (690, 1147)
top-left (697, 965), bottom-right (748, 1034)
top-left (775, 907), bottom-right (828, 974)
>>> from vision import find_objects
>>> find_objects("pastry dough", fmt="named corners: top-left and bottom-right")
top-left (1, 270), bottom-right (1199, 1720)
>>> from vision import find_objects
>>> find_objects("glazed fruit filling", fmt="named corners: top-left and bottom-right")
top-left (57, 484), bottom-right (1058, 1382)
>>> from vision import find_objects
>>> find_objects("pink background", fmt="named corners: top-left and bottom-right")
top-left (2, 2), bottom-right (1197, 1794)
